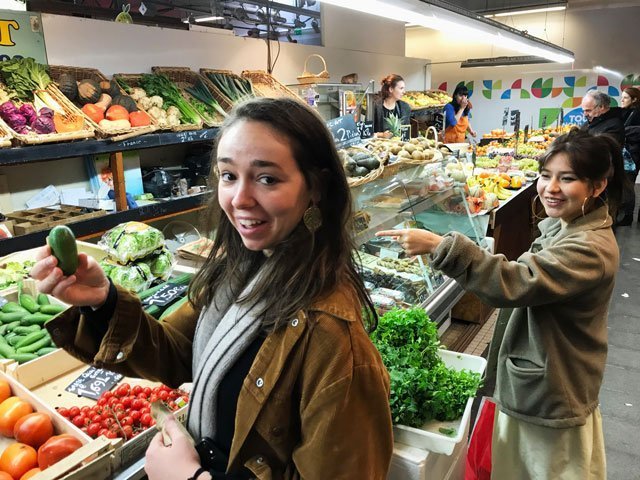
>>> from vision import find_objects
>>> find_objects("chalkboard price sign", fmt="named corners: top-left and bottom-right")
top-left (400, 125), bottom-right (411, 142)
top-left (143, 283), bottom-right (188, 308)
top-left (357, 120), bottom-right (374, 139)
top-left (66, 367), bottom-right (123, 400)
top-left (326, 115), bottom-right (362, 148)
top-left (433, 112), bottom-right (445, 132)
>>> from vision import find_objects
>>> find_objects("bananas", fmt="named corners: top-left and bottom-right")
top-left (467, 175), bottom-right (512, 200)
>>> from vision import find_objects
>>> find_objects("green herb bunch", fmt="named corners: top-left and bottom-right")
top-left (370, 307), bottom-right (482, 427)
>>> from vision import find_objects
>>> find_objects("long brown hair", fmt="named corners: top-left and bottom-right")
top-left (189, 98), bottom-right (377, 331)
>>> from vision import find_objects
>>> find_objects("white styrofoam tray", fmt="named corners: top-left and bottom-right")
top-left (393, 349), bottom-right (487, 456)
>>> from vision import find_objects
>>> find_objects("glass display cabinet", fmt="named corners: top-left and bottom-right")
top-left (351, 161), bottom-right (488, 326)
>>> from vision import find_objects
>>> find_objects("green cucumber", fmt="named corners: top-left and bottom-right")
top-left (15, 330), bottom-right (48, 349)
top-left (19, 293), bottom-right (39, 314)
top-left (159, 296), bottom-right (189, 321)
top-left (19, 313), bottom-right (53, 326)
top-left (8, 353), bottom-right (38, 364)
top-left (1, 302), bottom-right (29, 314)
top-left (36, 347), bottom-right (57, 356)
top-left (0, 312), bottom-right (27, 324)
top-left (17, 336), bottom-right (51, 354)
top-left (7, 335), bottom-right (24, 346)
top-left (38, 304), bottom-right (66, 315)
top-left (0, 343), bottom-right (15, 358)
top-left (12, 325), bottom-right (41, 335)
top-left (4, 321), bottom-right (21, 332)
top-left (36, 293), bottom-right (50, 306)
top-left (138, 273), bottom-right (193, 300)
top-left (47, 225), bottom-right (78, 276)
top-left (0, 325), bottom-right (7, 336)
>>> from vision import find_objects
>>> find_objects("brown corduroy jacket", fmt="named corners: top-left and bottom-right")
top-left (46, 282), bottom-right (393, 479)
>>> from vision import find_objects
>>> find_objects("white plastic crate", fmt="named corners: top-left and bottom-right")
top-left (393, 349), bottom-right (487, 455)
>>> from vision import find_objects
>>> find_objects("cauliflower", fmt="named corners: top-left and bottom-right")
top-left (147, 106), bottom-right (167, 122)
top-left (167, 114), bottom-right (181, 127)
top-left (130, 87), bottom-right (147, 101)
top-left (139, 96), bottom-right (153, 110)
top-left (166, 106), bottom-right (181, 119)
top-left (149, 96), bottom-right (164, 108)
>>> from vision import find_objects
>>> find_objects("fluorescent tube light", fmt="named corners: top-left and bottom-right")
top-left (594, 66), bottom-right (623, 78)
top-left (461, 56), bottom-right (553, 68)
top-left (195, 16), bottom-right (225, 22)
top-left (485, 5), bottom-right (566, 18)
top-left (320, 0), bottom-right (573, 63)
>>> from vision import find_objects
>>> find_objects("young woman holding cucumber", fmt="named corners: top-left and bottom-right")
top-left (31, 98), bottom-right (393, 480)
top-left (377, 129), bottom-right (623, 478)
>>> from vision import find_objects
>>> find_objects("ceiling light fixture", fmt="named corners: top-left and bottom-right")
top-left (594, 65), bottom-right (623, 78)
top-left (194, 15), bottom-right (225, 22)
top-left (318, 0), bottom-right (574, 63)
top-left (484, 5), bottom-right (566, 18)
top-left (461, 55), bottom-right (553, 68)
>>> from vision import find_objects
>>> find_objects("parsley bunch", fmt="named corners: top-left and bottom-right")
top-left (371, 307), bottom-right (482, 427)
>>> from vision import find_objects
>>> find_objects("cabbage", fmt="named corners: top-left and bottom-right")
top-left (19, 104), bottom-right (36, 126)
top-left (108, 263), bottom-right (153, 293)
top-left (32, 114), bottom-right (55, 134)
top-left (4, 112), bottom-right (27, 130)
top-left (38, 107), bottom-right (54, 118)
top-left (0, 101), bottom-right (18, 119)
top-left (99, 222), bottom-right (165, 264)
top-left (139, 248), bottom-right (174, 280)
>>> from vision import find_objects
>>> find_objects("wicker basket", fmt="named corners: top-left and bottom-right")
top-left (114, 73), bottom-right (203, 132)
top-left (297, 54), bottom-right (330, 85)
top-left (0, 118), bottom-right (12, 148)
top-left (47, 65), bottom-right (157, 139)
top-left (341, 145), bottom-right (385, 188)
top-left (240, 70), bottom-right (302, 101)
top-left (199, 68), bottom-right (254, 107)
top-left (151, 67), bottom-right (232, 127)
top-left (0, 78), bottom-right (94, 146)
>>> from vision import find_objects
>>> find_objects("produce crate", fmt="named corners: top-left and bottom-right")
top-left (151, 66), bottom-right (232, 127)
top-left (47, 65), bottom-right (157, 140)
top-left (5, 205), bottom-right (106, 235)
top-left (0, 117), bottom-right (12, 148)
top-left (113, 73), bottom-right (203, 132)
top-left (0, 77), bottom-right (95, 146)
top-left (241, 70), bottom-right (302, 101)
top-left (199, 68), bottom-right (254, 106)
top-left (0, 240), bottom-right (107, 265)
top-left (7, 348), bottom-right (190, 474)
top-left (393, 349), bottom-right (487, 455)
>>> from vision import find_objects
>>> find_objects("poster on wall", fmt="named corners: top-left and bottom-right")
top-left (0, 9), bottom-right (47, 62)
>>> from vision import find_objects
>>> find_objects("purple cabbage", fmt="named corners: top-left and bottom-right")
top-left (0, 101), bottom-right (19, 120)
top-left (38, 107), bottom-right (54, 119)
top-left (19, 104), bottom-right (37, 126)
top-left (32, 115), bottom-right (55, 134)
top-left (4, 112), bottom-right (27, 130)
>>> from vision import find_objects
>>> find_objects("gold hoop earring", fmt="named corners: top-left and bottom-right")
top-left (581, 196), bottom-right (589, 218)
top-left (303, 204), bottom-right (322, 233)
top-left (531, 194), bottom-right (546, 221)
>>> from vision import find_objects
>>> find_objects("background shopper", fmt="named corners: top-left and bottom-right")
top-left (443, 84), bottom-right (476, 143)
top-left (620, 87), bottom-right (640, 225)
top-left (31, 98), bottom-right (393, 480)
top-left (373, 73), bottom-right (411, 138)
top-left (377, 129), bottom-right (623, 479)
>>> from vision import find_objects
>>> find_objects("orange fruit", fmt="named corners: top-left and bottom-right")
top-left (0, 380), bottom-right (11, 404)
top-left (0, 443), bottom-right (38, 480)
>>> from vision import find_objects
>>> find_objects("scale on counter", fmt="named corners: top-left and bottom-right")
top-left (162, 221), bottom-right (201, 253)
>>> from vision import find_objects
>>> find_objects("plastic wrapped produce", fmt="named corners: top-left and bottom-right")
top-left (139, 248), bottom-right (174, 280)
top-left (104, 262), bottom-right (154, 293)
top-left (99, 222), bottom-right (165, 264)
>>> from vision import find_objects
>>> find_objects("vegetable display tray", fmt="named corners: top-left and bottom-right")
top-left (151, 66), bottom-right (232, 127)
top-left (48, 65), bottom-right (157, 140)
top-left (0, 117), bottom-right (12, 148)
top-left (0, 79), bottom-right (95, 146)
top-left (241, 70), bottom-right (302, 101)
top-left (199, 68), bottom-right (254, 107)
top-left (6, 205), bottom-right (106, 235)
top-left (113, 73), bottom-right (203, 132)
top-left (393, 349), bottom-right (487, 455)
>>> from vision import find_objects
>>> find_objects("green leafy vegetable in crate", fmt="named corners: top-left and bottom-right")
top-left (99, 222), bottom-right (165, 264)
top-left (100, 260), bottom-right (153, 293)
top-left (0, 261), bottom-right (34, 290)
top-left (370, 307), bottom-right (482, 427)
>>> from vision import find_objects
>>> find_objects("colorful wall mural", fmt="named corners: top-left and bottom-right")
top-left (435, 72), bottom-right (640, 134)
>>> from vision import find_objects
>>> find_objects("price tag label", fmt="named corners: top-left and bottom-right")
top-left (357, 120), bottom-right (374, 139)
top-left (400, 125), bottom-right (411, 142)
top-left (379, 248), bottom-right (400, 260)
top-left (510, 109), bottom-right (521, 131)
top-left (142, 283), bottom-right (188, 307)
top-left (326, 115), bottom-right (361, 148)
top-left (502, 107), bottom-right (510, 128)
top-left (65, 367), bottom-right (123, 400)
top-left (433, 112), bottom-right (445, 132)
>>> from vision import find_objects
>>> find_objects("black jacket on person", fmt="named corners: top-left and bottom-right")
top-left (623, 108), bottom-right (640, 170)
top-left (581, 106), bottom-right (626, 147)
top-left (623, 107), bottom-right (640, 127)
top-left (373, 98), bottom-right (411, 133)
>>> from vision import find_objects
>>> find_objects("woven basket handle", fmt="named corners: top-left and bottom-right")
top-left (302, 54), bottom-right (328, 76)
top-left (426, 126), bottom-right (439, 142)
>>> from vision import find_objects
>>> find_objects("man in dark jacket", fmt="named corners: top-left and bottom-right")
top-left (581, 90), bottom-right (625, 147)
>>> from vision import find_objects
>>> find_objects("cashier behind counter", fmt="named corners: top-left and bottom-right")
top-left (373, 74), bottom-right (411, 138)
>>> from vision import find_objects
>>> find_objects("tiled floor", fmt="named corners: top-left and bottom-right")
top-left (464, 309), bottom-right (498, 356)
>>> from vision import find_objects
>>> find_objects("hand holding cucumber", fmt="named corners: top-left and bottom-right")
top-left (30, 226), bottom-right (110, 308)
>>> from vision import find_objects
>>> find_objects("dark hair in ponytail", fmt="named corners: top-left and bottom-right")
top-left (451, 85), bottom-right (471, 115)
top-left (540, 128), bottom-right (630, 215)
top-left (379, 74), bottom-right (404, 100)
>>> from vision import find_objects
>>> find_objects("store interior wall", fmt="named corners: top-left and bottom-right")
top-left (407, 5), bottom-right (640, 135)
top-left (40, 6), bottom-right (423, 89)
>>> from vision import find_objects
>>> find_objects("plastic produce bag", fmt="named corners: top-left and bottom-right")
top-left (102, 261), bottom-right (154, 293)
top-left (139, 248), bottom-right (174, 280)
top-left (99, 222), bottom-right (165, 264)
top-left (465, 397), bottom-right (495, 480)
